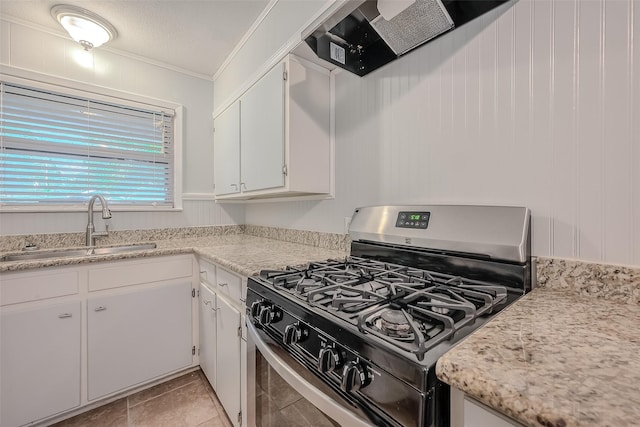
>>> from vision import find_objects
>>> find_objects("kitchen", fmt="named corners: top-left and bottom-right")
top-left (1, 0), bottom-right (639, 426)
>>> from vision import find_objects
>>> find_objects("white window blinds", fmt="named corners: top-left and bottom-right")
top-left (0, 81), bottom-right (175, 207)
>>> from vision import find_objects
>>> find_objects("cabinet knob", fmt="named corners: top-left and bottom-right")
top-left (58, 313), bottom-right (73, 319)
top-left (94, 306), bottom-right (107, 312)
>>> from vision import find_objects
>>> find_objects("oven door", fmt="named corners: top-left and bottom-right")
top-left (246, 321), bottom-right (373, 427)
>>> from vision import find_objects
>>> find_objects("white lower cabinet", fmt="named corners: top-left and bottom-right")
top-left (1, 301), bottom-right (81, 427)
top-left (198, 259), bottom-right (245, 427)
top-left (451, 387), bottom-right (523, 427)
top-left (199, 282), bottom-right (217, 387)
top-left (87, 281), bottom-right (193, 400)
top-left (216, 294), bottom-right (242, 427)
top-left (0, 254), bottom-right (197, 426)
top-left (240, 323), bottom-right (247, 427)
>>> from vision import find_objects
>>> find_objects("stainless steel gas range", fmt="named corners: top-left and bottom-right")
top-left (246, 205), bottom-right (532, 427)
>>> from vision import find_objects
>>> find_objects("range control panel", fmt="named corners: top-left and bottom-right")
top-left (395, 211), bottom-right (430, 229)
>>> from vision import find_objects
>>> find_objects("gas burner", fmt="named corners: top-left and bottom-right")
top-left (307, 282), bottom-right (389, 313)
top-left (430, 305), bottom-right (450, 315)
top-left (380, 309), bottom-right (412, 337)
top-left (355, 281), bottom-right (510, 359)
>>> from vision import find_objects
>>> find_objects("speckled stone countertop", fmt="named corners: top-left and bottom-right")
top-left (0, 231), bottom-right (348, 276)
top-left (191, 235), bottom-right (348, 277)
top-left (436, 258), bottom-right (640, 427)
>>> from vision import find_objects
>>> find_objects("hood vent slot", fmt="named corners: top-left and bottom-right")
top-left (370, 0), bottom-right (453, 55)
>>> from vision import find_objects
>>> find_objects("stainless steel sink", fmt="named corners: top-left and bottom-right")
top-left (1, 243), bottom-right (157, 262)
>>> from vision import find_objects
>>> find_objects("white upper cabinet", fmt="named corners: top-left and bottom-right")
top-left (240, 62), bottom-right (286, 192)
top-left (213, 100), bottom-right (241, 196)
top-left (213, 54), bottom-right (332, 200)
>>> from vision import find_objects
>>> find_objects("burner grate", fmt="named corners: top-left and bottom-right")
top-left (307, 282), bottom-right (390, 313)
top-left (259, 256), bottom-right (510, 357)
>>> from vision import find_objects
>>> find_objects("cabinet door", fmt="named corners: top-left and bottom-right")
top-left (216, 294), bottom-right (242, 427)
top-left (241, 334), bottom-right (247, 427)
top-left (464, 398), bottom-right (522, 427)
top-left (1, 301), bottom-right (81, 427)
top-left (240, 62), bottom-right (286, 192)
top-left (214, 100), bottom-right (241, 196)
top-left (88, 281), bottom-right (193, 400)
top-left (199, 282), bottom-right (217, 388)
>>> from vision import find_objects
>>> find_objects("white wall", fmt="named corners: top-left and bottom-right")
top-left (245, 0), bottom-right (640, 267)
top-left (213, 0), bottom-right (329, 113)
top-left (0, 19), bottom-right (244, 234)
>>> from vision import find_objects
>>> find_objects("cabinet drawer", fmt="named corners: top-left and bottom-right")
top-left (89, 256), bottom-right (192, 292)
top-left (1, 270), bottom-right (79, 306)
top-left (199, 259), bottom-right (216, 287)
top-left (216, 267), bottom-right (242, 304)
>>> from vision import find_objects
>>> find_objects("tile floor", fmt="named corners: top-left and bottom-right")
top-left (51, 370), bottom-right (232, 427)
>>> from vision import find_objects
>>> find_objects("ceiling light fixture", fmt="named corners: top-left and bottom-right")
top-left (51, 4), bottom-right (117, 51)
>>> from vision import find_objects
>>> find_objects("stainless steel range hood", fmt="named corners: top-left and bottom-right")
top-left (305, 0), bottom-right (508, 76)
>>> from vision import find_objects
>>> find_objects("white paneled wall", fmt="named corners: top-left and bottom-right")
top-left (246, 0), bottom-right (639, 267)
top-left (213, 0), bottom-right (328, 112)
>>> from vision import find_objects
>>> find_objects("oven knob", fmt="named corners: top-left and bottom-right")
top-left (283, 323), bottom-right (306, 345)
top-left (259, 306), bottom-right (280, 326)
top-left (341, 361), bottom-right (370, 393)
top-left (250, 301), bottom-right (264, 318)
top-left (318, 347), bottom-right (341, 374)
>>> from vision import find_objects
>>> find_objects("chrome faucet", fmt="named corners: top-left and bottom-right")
top-left (86, 194), bottom-right (112, 246)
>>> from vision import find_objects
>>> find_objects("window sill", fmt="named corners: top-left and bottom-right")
top-left (0, 205), bottom-right (183, 213)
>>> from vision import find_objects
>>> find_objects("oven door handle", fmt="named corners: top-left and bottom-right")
top-left (248, 321), bottom-right (373, 427)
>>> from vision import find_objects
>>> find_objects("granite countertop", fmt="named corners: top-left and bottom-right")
top-left (436, 285), bottom-right (640, 427)
top-left (0, 234), bottom-right (348, 276)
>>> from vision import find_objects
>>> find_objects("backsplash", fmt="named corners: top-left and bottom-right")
top-left (243, 225), bottom-right (350, 252)
top-left (536, 257), bottom-right (640, 305)
top-left (0, 225), bottom-right (245, 253)
top-left (0, 225), bottom-right (350, 253)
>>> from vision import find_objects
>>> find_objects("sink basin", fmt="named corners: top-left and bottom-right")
top-left (1, 243), bottom-right (157, 262)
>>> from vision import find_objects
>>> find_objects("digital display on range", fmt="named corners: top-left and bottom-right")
top-left (396, 211), bottom-right (430, 229)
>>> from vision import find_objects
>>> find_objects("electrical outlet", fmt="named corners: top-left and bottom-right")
top-left (344, 216), bottom-right (352, 234)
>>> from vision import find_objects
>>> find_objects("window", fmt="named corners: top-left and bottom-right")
top-left (0, 79), bottom-right (177, 209)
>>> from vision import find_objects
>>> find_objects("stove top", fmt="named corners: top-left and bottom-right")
top-left (260, 256), bottom-right (509, 359)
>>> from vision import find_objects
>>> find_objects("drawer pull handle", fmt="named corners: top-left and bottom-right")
top-left (204, 300), bottom-right (212, 306)
top-left (200, 270), bottom-right (207, 277)
top-left (58, 313), bottom-right (73, 319)
top-left (219, 282), bottom-right (228, 287)
top-left (94, 306), bottom-right (107, 312)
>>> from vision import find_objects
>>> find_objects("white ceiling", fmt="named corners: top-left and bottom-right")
top-left (0, 0), bottom-right (272, 78)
